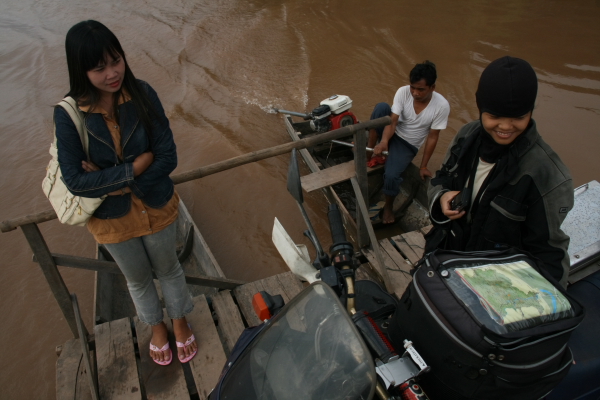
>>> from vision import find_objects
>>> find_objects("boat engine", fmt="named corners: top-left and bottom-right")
top-left (308, 95), bottom-right (358, 133)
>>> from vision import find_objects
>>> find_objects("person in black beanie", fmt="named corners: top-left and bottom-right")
top-left (427, 56), bottom-right (574, 288)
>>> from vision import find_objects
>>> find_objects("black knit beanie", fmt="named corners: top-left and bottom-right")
top-left (476, 56), bottom-right (538, 117)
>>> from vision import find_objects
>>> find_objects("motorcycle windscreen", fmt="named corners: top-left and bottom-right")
top-left (219, 281), bottom-right (376, 400)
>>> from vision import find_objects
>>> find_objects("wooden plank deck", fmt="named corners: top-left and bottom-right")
top-left (56, 271), bottom-right (303, 400)
top-left (361, 225), bottom-right (432, 298)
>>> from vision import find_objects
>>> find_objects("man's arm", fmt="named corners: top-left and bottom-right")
top-left (373, 112), bottom-right (399, 156)
top-left (419, 129), bottom-right (441, 179)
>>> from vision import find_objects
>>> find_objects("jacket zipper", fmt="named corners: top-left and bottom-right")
top-left (122, 119), bottom-right (140, 151)
top-left (85, 115), bottom-right (141, 164)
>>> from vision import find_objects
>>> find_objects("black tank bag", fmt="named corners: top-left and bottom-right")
top-left (388, 248), bottom-right (585, 400)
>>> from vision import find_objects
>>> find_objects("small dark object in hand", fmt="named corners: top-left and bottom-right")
top-left (450, 191), bottom-right (469, 212)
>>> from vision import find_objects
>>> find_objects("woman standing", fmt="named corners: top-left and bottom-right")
top-left (55, 20), bottom-right (196, 365)
top-left (428, 56), bottom-right (574, 289)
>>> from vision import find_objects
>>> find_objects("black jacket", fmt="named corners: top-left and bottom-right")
top-left (55, 81), bottom-right (177, 219)
top-left (428, 120), bottom-right (573, 287)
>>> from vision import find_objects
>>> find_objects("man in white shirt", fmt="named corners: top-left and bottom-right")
top-left (370, 60), bottom-right (450, 224)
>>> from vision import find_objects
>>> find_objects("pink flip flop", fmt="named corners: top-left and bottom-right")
top-left (149, 342), bottom-right (172, 366)
top-left (176, 332), bottom-right (197, 363)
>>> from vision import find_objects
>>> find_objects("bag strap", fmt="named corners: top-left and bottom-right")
top-left (56, 97), bottom-right (89, 159)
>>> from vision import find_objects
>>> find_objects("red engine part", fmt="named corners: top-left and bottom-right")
top-left (398, 380), bottom-right (430, 400)
top-left (328, 110), bottom-right (357, 130)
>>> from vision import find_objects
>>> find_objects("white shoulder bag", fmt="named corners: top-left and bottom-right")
top-left (42, 97), bottom-right (105, 226)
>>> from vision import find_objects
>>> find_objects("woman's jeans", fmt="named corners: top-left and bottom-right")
top-left (104, 222), bottom-right (193, 325)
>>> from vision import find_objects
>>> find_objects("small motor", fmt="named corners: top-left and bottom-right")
top-left (309, 95), bottom-right (358, 133)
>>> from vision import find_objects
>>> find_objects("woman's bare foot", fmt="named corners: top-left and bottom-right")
top-left (149, 322), bottom-right (171, 363)
top-left (173, 317), bottom-right (198, 362)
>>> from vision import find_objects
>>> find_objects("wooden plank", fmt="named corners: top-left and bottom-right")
top-left (379, 240), bottom-right (412, 287)
top-left (350, 177), bottom-right (393, 292)
top-left (133, 316), bottom-right (188, 400)
top-left (211, 290), bottom-right (245, 355)
top-left (390, 235), bottom-right (420, 266)
top-left (95, 318), bottom-right (143, 400)
top-left (354, 129), bottom-right (370, 248)
top-left (275, 271), bottom-right (305, 299)
top-left (72, 294), bottom-right (99, 400)
top-left (300, 161), bottom-right (356, 192)
top-left (363, 249), bottom-right (405, 299)
top-left (284, 115), bottom-right (358, 235)
top-left (420, 225), bottom-right (433, 236)
top-left (171, 117), bottom-right (391, 185)
top-left (300, 161), bottom-right (383, 192)
top-left (259, 275), bottom-right (290, 302)
top-left (186, 295), bottom-right (228, 400)
top-left (36, 253), bottom-right (244, 290)
top-left (20, 223), bottom-right (80, 337)
top-left (355, 265), bottom-right (377, 282)
top-left (56, 338), bottom-right (93, 400)
top-left (233, 281), bottom-right (264, 327)
top-left (402, 231), bottom-right (426, 259)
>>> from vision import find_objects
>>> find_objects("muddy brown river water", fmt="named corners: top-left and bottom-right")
top-left (1, 0), bottom-right (599, 398)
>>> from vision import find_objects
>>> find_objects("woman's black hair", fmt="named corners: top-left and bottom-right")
top-left (65, 20), bottom-right (156, 135)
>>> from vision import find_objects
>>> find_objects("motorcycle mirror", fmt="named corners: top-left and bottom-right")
top-left (287, 149), bottom-right (303, 204)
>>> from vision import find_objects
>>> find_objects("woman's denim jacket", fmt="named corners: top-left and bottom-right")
top-left (54, 81), bottom-right (177, 219)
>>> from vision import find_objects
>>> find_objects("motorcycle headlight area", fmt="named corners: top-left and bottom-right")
top-left (219, 282), bottom-right (377, 400)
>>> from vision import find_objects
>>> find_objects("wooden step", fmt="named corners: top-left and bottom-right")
top-left (300, 160), bottom-right (383, 192)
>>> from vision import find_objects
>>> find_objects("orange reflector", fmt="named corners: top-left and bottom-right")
top-left (252, 292), bottom-right (272, 321)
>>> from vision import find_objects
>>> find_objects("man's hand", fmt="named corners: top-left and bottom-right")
top-left (419, 167), bottom-right (433, 180)
top-left (373, 141), bottom-right (388, 157)
top-left (133, 152), bottom-right (154, 177)
top-left (440, 191), bottom-right (466, 220)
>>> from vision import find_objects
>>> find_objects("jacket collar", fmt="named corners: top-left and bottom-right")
top-left (80, 91), bottom-right (140, 154)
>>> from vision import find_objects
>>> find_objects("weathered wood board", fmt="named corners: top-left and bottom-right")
top-left (233, 271), bottom-right (304, 327)
top-left (133, 316), bottom-right (188, 400)
top-left (300, 160), bottom-right (383, 192)
top-left (211, 290), bottom-right (245, 355)
top-left (56, 338), bottom-right (93, 400)
top-left (186, 295), bottom-right (228, 400)
top-left (95, 318), bottom-right (142, 400)
top-left (391, 235), bottom-right (420, 266)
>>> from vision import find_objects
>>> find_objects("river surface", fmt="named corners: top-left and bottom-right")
top-left (1, 0), bottom-right (599, 398)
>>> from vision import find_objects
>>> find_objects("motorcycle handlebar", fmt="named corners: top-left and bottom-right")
top-left (327, 204), bottom-right (347, 246)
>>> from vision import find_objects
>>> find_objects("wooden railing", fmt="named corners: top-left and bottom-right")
top-left (1, 116), bottom-right (391, 338)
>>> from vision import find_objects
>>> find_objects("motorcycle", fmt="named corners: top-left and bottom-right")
top-left (209, 149), bottom-right (430, 400)
top-left (209, 149), bottom-right (600, 400)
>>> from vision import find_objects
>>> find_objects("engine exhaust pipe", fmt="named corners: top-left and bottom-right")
top-left (273, 108), bottom-right (311, 120)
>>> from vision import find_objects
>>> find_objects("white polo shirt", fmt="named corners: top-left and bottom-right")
top-left (391, 85), bottom-right (450, 149)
